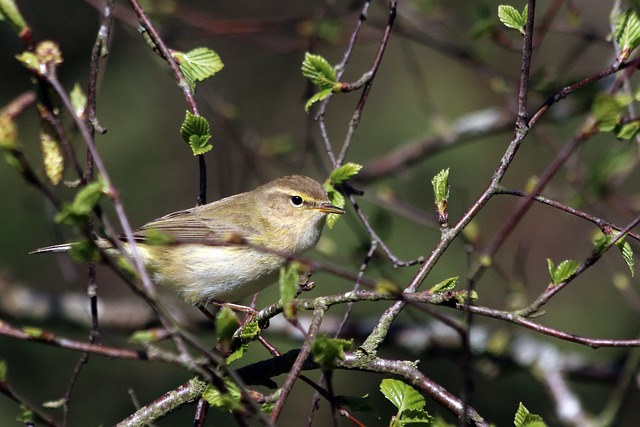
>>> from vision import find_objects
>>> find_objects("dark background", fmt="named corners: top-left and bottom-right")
top-left (1, 1), bottom-right (638, 425)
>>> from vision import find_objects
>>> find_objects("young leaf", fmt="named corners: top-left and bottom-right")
top-left (215, 307), bottom-right (240, 342)
top-left (455, 290), bottom-right (479, 304)
top-left (226, 320), bottom-right (260, 364)
top-left (311, 335), bottom-right (353, 370)
top-left (329, 162), bottom-right (363, 184)
top-left (0, 0), bottom-right (28, 33)
top-left (320, 163), bottom-right (361, 227)
top-left (22, 327), bottom-right (44, 339)
top-left (16, 41), bottom-right (63, 76)
top-left (340, 395), bottom-right (376, 415)
top-left (514, 402), bottom-right (547, 427)
top-left (591, 94), bottom-right (632, 132)
top-left (497, 4), bottom-right (528, 35)
top-left (174, 47), bottom-right (224, 92)
top-left (401, 408), bottom-right (434, 424)
top-left (202, 381), bottom-right (244, 412)
top-left (431, 168), bottom-right (450, 225)
top-left (616, 238), bottom-right (635, 277)
top-left (323, 182), bottom-right (345, 229)
top-left (128, 328), bottom-right (167, 344)
top-left (547, 259), bottom-right (580, 285)
top-left (301, 52), bottom-right (337, 90)
top-left (380, 378), bottom-right (425, 414)
top-left (428, 276), bottom-right (458, 293)
top-left (615, 8), bottom-right (640, 53)
top-left (615, 121), bottom-right (640, 139)
top-left (16, 407), bottom-right (35, 424)
top-left (279, 263), bottom-right (300, 319)
top-left (304, 88), bottom-right (333, 112)
top-left (180, 111), bottom-right (213, 155)
top-left (302, 52), bottom-right (341, 112)
top-left (68, 240), bottom-right (100, 263)
top-left (239, 320), bottom-right (260, 341)
top-left (55, 180), bottom-right (107, 225)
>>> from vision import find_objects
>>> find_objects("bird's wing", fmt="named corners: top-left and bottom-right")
top-left (128, 207), bottom-right (255, 246)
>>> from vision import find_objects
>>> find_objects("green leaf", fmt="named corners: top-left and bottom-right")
top-left (16, 41), bottom-right (63, 76)
top-left (202, 381), bottom-right (244, 412)
top-left (340, 394), bottom-right (376, 415)
top-left (615, 8), bottom-right (640, 52)
top-left (615, 121), bottom-right (640, 139)
top-left (16, 407), bottom-right (34, 424)
top-left (301, 52), bottom-right (337, 90)
top-left (498, 4), bottom-right (528, 35)
top-left (215, 307), bottom-right (240, 342)
top-left (180, 111), bottom-right (213, 155)
top-left (401, 408), bottom-right (434, 425)
top-left (279, 263), bottom-right (300, 319)
top-left (15, 51), bottom-right (41, 74)
top-left (616, 238), bottom-right (635, 277)
top-left (188, 134), bottom-right (213, 155)
top-left (239, 320), bottom-right (260, 341)
top-left (55, 180), bottom-right (107, 225)
top-left (547, 259), bottom-right (580, 285)
top-left (68, 240), bottom-right (100, 263)
top-left (380, 378), bottom-right (425, 413)
top-left (0, 360), bottom-right (7, 382)
top-left (592, 94), bottom-right (632, 132)
top-left (323, 162), bottom-right (361, 227)
top-left (429, 276), bottom-right (458, 293)
top-left (455, 290), bottom-right (479, 304)
top-left (431, 168), bottom-right (450, 223)
top-left (128, 329), bottom-right (165, 344)
top-left (329, 162), bottom-right (363, 184)
top-left (174, 47), bottom-right (224, 92)
top-left (514, 402), bottom-right (547, 427)
top-left (22, 327), bottom-right (44, 339)
top-left (311, 335), bottom-right (353, 370)
top-left (302, 52), bottom-right (341, 112)
top-left (227, 320), bottom-right (260, 363)
top-left (323, 182), bottom-right (345, 229)
top-left (226, 346), bottom-right (245, 364)
top-left (0, 0), bottom-right (28, 33)
top-left (304, 88), bottom-right (332, 112)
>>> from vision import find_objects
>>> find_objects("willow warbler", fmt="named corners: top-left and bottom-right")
top-left (33, 175), bottom-right (344, 305)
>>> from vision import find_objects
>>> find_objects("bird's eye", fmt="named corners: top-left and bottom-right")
top-left (290, 195), bottom-right (303, 207)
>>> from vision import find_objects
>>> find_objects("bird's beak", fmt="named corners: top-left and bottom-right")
top-left (315, 202), bottom-right (345, 215)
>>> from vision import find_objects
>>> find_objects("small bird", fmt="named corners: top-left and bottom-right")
top-left (32, 175), bottom-right (345, 305)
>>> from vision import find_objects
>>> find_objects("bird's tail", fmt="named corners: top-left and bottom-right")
top-left (30, 243), bottom-right (73, 254)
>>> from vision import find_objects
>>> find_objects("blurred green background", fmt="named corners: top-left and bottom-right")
top-left (1, 0), bottom-right (639, 425)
